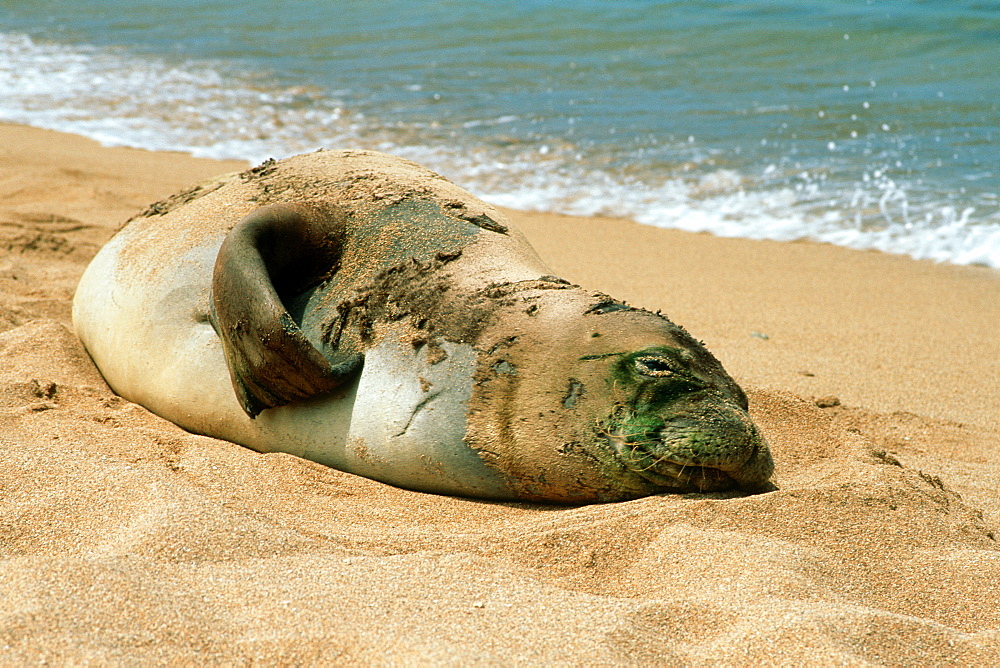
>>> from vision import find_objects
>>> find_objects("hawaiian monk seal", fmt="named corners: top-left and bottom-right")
top-left (73, 149), bottom-right (773, 503)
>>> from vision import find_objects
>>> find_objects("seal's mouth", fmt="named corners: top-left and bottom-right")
top-left (602, 404), bottom-right (774, 494)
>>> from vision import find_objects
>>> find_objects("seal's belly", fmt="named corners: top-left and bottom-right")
top-left (338, 339), bottom-right (508, 498)
top-left (230, 339), bottom-right (506, 498)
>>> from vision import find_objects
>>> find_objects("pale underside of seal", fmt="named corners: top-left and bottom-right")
top-left (72, 149), bottom-right (774, 503)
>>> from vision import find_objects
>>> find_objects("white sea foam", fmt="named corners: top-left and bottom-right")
top-left (0, 32), bottom-right (357, 162)
top-left (2, 32), bottom-right (998, 269)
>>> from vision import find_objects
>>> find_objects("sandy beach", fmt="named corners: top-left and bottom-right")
top-left (2, 121), bottom-right (999, 664)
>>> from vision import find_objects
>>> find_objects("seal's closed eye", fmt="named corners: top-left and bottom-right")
top-left (634, 356), bottom-right (676, 377)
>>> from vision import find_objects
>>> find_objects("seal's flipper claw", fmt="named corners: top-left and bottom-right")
top-left (234, 376), bottom-right (270, 419)
top-left (211, 203), bottom-right (350, 416)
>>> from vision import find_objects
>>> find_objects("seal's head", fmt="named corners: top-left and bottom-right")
top-left (590, 343), bottom-right (769, 494)
top-left (466, 285), bottom-right (774, 503)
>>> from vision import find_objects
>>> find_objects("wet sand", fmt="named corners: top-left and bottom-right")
top-left (2, 122), bottom-right (999, 664)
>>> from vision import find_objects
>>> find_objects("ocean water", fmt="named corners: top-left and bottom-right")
top-left (2, 0), bottom-right (998, 267)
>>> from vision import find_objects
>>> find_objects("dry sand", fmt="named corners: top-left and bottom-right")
top-left (1, 122), bottom-right (999, 665)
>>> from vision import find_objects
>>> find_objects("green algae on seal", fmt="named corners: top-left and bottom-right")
top-left (72, 149), bottom-right (774, 503)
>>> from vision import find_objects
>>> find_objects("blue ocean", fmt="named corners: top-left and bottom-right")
top-left (2, 1), bottom-right (997, 267)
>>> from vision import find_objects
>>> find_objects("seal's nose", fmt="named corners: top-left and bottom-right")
top-left (619, 403), bottom-right (774, 493)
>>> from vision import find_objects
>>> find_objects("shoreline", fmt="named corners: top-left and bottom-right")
top-left (3, 120), bottom-right (1000, 664)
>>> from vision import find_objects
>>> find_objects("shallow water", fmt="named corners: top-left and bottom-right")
top-left (2, 0), bottom-right (997, 266)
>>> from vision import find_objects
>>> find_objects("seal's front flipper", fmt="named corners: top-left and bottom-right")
top-left (211, 203), bottom-right (350, 417)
